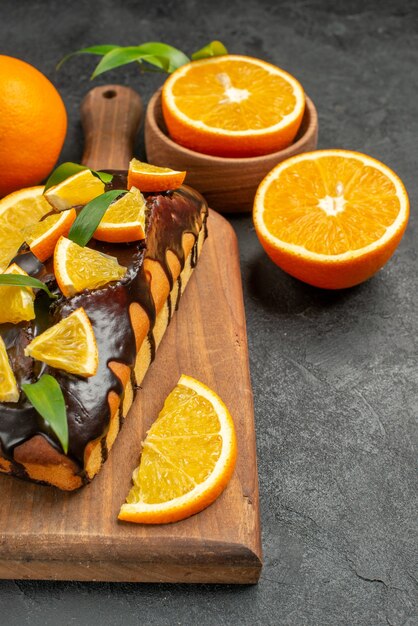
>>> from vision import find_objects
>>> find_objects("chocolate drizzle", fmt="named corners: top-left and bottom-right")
top-left (0, 176), bottom-right (207, 476)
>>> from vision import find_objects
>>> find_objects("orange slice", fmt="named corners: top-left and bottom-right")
top-left (94, 186), bottom-right (146, 243)
top-left (127, 159), bottom-right (186, 192)
top-left (118, 374), bottom-right (237, 524)
top-left (0, 336), bottom-right (19, 403)
top-left (44, 169), bottom-right (105, 211)
top-left (0, 263), bottom-right (35, 324)
top-left (24, 307), bottom-right (98, 377)
top-left (253, 150), bottom-right (409, 289)
top-left (162, 54), bottom-right (305, 157)
top-left (23, 208), bottom-right (76, 262)
top-left (0, 186), bottom-right (52, 271)
top-left (54, 236), bottom-right (127, 297)
top-left (0, 186), bottom-right (51, 227)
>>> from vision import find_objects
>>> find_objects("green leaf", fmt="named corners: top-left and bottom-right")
top-left (191, 40), bottom-right (228, 61)
top-left (134, 42), bottom-right (190, 72)
top-left (43, 162), bottom-right (113, 192)
top-left (91, 46), bottom-right (151, 78)
top-left (57, 45), bottom-right (119, 70)
top-left (96, 171), bottom-right (113, 183)
top-left (0, 274), bottom-right (57, 299)
top-left (22, 375), bottom-right (68, 454)
top-left (91, 43), bottom-right (189, 79)
top-left (68, 190), bottom-right (127, 247)
top-left (59, 41), bottom-right (228, 78)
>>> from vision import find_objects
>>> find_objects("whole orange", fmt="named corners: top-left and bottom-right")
top-left (0, 55), bottom-right (67, 197)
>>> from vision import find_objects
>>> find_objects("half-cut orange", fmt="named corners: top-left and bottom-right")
top-left (162, 55), bottom-right (305, 157)
top-left (253, 150), bottom-right (409, 289)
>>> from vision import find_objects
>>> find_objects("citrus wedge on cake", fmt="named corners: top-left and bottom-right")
top-left (0, 264), bottom-right (35, 324)
top-left (24, 307), bottom-right (98, 377)
top-left (0, 336), bottom-right (19, 403)
top-left (162, 54), bottom-right (305, 157)
top-left (0, 186), bottom-right (52, 271)
top-left (24, 208), bottom-right (76, 262)
top-left (44, 169), bottom-right (105, 211)
top-left (54, 236), bottom-right (127, 297)
top-left (94, 186), bottom-right (146, 243)
top-left (253, 150), bottom-right (409, 289)
top-left (127, 159), bottom-right (186, 192)
top-left (119, 375), bottom-right (237, 524)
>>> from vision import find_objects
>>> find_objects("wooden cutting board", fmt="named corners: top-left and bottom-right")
top-left (0, 86), bottom-right (262, 584)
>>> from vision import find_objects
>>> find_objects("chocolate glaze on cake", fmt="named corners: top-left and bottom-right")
top-left (0, 176), bottom-right (207, 477)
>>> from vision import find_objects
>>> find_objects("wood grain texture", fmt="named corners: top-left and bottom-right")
top-left (81, 85), bottom-right (143, 170)
top-left (0, 210), bottom-right (262, 584)
top-left (145, 88), bottom-right (318, 213)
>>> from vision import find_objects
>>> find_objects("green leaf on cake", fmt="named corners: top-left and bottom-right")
top-left (94, 171), bottom-right (113, 183)
top-left (22, 375), bottom-right (69, 454)
top-left (68, 189), bottom-right (127, 247)
top-left (44, 163), bottom-right (113, 192)
top-left (0, 274), bottom-right (57, 299)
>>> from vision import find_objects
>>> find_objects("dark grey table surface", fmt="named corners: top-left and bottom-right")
top-left (1, 1), bottom-right (417, 624)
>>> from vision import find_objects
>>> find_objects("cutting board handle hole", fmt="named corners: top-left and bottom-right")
top-left (103, 89), bottom-right (117, 99)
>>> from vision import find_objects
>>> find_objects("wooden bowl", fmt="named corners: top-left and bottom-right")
top-left (145, 89), bottom-right (318, 213)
